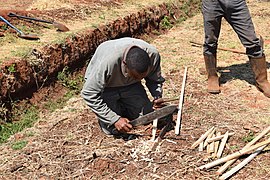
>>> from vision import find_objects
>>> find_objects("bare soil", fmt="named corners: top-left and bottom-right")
top-left (0, 0), bottom-right (270, 180)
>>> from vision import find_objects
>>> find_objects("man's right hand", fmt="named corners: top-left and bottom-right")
top-left (114, 117), bottom-right (133, 133)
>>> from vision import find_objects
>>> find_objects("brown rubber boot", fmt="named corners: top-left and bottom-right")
top-left (204, 54), bottom-right (220, 94)
top-left (249, 54), bottom-right (270, 98)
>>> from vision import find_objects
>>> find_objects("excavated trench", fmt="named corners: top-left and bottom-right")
top-left (0, 1), bottom-right (200, 116)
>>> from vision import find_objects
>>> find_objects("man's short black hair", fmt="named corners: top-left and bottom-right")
top-left (125, 46), bottom-right (151, 73)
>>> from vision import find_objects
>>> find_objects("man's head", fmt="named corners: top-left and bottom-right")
top-left (124, 46), bottom-right (151, 80)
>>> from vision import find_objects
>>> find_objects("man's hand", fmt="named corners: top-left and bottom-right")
top-left (153, 97), bottom-right (165, 109)
top-left (114, 117), bottom-right (133, 133)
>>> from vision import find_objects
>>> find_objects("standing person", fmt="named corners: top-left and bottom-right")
top-left (81, 37), bottom-right (165, 137)
top-left (202, 0), bottom-right (270, 97)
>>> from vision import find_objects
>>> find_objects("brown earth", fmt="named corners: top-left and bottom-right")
top-left (0, 0), bottom-right (270, 180)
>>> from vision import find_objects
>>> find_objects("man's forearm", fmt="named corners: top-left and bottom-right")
top-left (81, 90), bottom-right (120, 125)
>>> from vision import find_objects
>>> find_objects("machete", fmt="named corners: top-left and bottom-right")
top-left (129, 104), bottom-right (177, 127)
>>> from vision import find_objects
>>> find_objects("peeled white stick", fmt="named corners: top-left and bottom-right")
top-left (206, 129), bottom-right (216, 154)
top-left (219, 145), bottom-right (267, 180)
top-left (191, 126), bottom-right (215, 149)
top-left (216, 126), bottom-right (270, 175)
top-left (217, 131), bottom-right (229, 158)
top-left (199, 141), bottom-right (204, 152)
top-left (204, 128), bottom-right (216, 148)
top-left (151, 119), bottom-right (158, 141)
top-left (175, 66), bottom-right (188, 135)
top-left (213, 132), bottom-right (222, 158)
top-left (199, 138), bottom-right (270, 170)
top-left (209, 133), bottom-right (215, 154)
top-left (206, 132), bottom-right (234, 144)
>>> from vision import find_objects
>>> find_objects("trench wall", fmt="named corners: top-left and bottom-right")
top-left (0, 0), bottom-right (200, 102)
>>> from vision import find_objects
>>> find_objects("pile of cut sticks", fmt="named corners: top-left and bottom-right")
top-left (192, 126), bottom-right (270, 180)
top-left (191, 127), bottom-right (234, 159)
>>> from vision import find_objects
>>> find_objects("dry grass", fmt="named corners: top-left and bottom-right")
top-left (0, 0), bottom-right (270, 179)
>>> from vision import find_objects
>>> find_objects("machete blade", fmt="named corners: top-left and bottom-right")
top-left (129, 104), bottom-right (177, 127)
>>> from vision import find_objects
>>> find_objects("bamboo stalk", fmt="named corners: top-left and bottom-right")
top-left (216, 126), bottom-right (270, 175)
top-left (219, 145), bottom-right (267, 180)
top-left (191, 126), bottom-right (215, 149)
top-left (175, 66), bottom-right (188, 135)
top-left (217, 131), bottom-right (229, 158)
top-left (199, 138), bottom-right (270, 170)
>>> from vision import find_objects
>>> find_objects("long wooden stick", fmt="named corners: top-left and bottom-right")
top-left (219, 145), bottom-right (267, 180)
top-left (175, 66), bottom-right (188, 135)
top-left (199, 138), bottom-right (270, 170)
top-left (191, 126), bottom-right (215, 149)
top-left (190, 41), bottom-right (246, 55)
top-left (216, 126), bottom-right (270, 175)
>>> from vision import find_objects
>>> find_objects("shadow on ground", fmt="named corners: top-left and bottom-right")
top-left (219, 61), bottom-right (270, 85)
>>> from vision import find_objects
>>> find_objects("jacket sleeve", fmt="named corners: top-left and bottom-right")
top-left (145, 51), bottom-right (165, 99)
top-left (81, 62), bottom-right (120, 126)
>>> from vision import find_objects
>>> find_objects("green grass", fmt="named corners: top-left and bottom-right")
top-left (0, 67), bottom-right (84, 144)
top-left (11, 140), bottom-right (28, 150)
top-left (0, 106), bottom-right (39, 144)
top-left (242, 132), bottom-right (255, 143)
